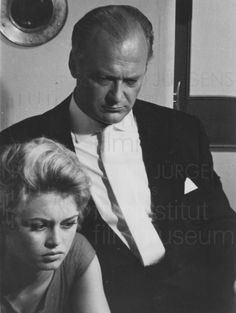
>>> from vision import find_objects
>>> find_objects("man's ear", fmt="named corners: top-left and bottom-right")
top-left (69, 51), bottom-right (79, 78)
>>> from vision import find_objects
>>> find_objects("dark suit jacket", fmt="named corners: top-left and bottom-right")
top-left (0, 95), bottom-right (223, 197)
top-left (1, 96), bottom-right (235, 313)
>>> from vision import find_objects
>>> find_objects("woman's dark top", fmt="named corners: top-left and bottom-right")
top-left (0, 233), bottom-right (96, 313)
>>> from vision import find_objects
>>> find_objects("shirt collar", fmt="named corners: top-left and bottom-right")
top-left (69, 93), bottom-right (136, 134)
top-left (113, 109), bottom-right (136, 132)
top-left (69, 94), bottom-right (104, 134)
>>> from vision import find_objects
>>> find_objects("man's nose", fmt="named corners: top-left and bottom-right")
top-left (108, 80), bottom-right (123, 103)
top-left (45, 227), bottom-right (61, 248)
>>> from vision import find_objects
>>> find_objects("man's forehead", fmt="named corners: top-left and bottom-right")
top-left (86, 27), bottom-right (147, 53)
top-left (82, 46), bottom-right (148, 79)
top-left (83, 29), bottom-right (148, 66)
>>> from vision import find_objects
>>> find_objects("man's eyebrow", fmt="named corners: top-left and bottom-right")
top-left (124, 76), bottom-right (140, 80)
top-left (93, 71), bottom-right (141, 80)
top-left (93, 71), bottom-right (114, 78)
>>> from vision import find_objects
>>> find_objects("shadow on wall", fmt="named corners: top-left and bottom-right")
top-left (0, 81), bottom-right (12, 131)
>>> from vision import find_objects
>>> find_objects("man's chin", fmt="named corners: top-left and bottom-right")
top-left (97, 112), bottom-right (127, 125)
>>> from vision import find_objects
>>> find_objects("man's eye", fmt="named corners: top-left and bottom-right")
top-left (61, 221), bottom-right (78, 229)
top-left (98, 78), bottom-right (110, 84)
top-left (93, 76), bottom-right (111, 85)
top-left (125, 79), bottom-right (138, 87)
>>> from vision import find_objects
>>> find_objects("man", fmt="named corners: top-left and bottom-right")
top-left (1, 5), bottom-right (235, 313)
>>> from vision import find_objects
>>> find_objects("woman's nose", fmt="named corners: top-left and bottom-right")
top-left (45, 227), bottom-right (61, 248)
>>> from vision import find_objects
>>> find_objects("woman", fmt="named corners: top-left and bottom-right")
top-left (0, 137), bottom-right (110, 313)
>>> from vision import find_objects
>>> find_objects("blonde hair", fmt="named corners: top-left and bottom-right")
top-left (0, 137), bottom-right (90, 230)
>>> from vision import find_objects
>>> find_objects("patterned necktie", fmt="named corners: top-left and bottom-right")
top-left (99, 126), bottom-right (165, 266)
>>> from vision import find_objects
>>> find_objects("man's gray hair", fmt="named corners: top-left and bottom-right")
top-left (71, 5), bottom-right (154, 61)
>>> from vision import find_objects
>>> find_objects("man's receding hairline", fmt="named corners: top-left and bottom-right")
top-left (73, 25), bottom-right (150, 62)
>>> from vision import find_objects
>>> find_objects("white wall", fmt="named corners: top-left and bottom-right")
top-left (1, 0), bottom-right (235, 210)
top-left (212, 152), bottom-right (236, 211)
top-left (0, 0), bottom-right (175, 130)
top-left (190, 0), bottom-right (236, 97)
top-left (190, 0), bottom-right (236, 211)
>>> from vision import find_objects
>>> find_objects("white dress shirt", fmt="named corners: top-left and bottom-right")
top-left (69, 95), bottom-right (165, 265)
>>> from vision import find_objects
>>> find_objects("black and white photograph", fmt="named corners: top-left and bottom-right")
top-left (0, 1), bottom-right (236, 312)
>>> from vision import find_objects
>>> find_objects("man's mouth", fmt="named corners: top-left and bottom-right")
top-left (102, 106), bottom-right (123, 112)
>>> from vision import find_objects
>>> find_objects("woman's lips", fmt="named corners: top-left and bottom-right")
top-left (43, 251), bottom-right (63, 256)
top-left (42, 253), bottom-right (63, 262)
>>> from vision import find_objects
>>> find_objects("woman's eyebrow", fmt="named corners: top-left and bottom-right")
top-left (20, 218), bottom-right (48, 227)
top-left (22, 215), bottom-right (79, 223)
top-left (22, 217), bottom-right (48, 222)
top-left (61, 215), bottom-right (79, 222)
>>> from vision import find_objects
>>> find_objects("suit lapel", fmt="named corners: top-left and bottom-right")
top-left (133, 100), bottom-right (181, 205)
top-left (43, 95), bottom-right (75, 152)
top-left (133, 99), bottom-right (175, 161)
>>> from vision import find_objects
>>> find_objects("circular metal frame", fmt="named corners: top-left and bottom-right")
top-left (0, 0), bottom-right (68, 47)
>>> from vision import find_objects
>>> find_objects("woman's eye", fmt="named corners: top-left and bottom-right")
top-left (61, 221), bottom-right (78, 229)
top-left (30, 223), bottom-right (46, 231)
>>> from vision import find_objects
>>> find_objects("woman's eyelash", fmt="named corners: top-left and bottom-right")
top-left (30, 223), bottom-right (46, 231)
top-left (28, 220), bottom-right (78, 231)
top-left (61, 221), bottom-right (78, 227)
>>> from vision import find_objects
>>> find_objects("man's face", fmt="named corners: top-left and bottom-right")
top-left (72, 30), bottom-right (148, 125)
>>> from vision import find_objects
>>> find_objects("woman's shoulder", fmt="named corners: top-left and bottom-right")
top-left (63, 233), bottom-right (96, 279)
top-left (40, 234), bottom-right (96, 313)
top-left (69, 232), bottom-right (96, 259)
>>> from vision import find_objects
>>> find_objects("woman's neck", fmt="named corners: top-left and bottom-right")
top-left (3, 252), bottom-right (54, 313)
top-left (3, 250), bottom-right (53, 294)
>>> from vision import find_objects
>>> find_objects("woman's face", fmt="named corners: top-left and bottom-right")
top-left (8, 192), bottom-right (79, 271)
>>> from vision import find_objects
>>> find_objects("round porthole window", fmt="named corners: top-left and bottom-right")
top-left (0, 0), bottom-right (68, 46)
